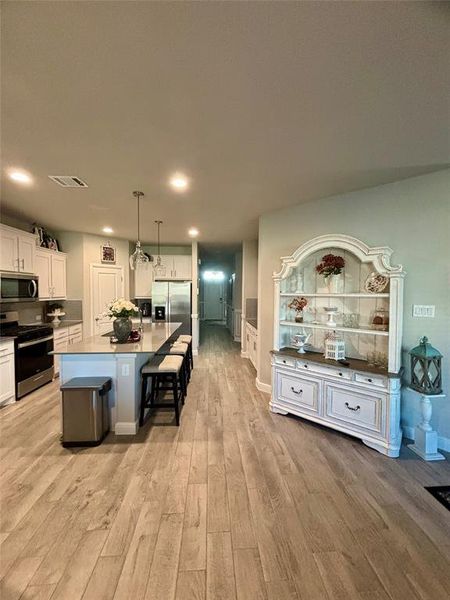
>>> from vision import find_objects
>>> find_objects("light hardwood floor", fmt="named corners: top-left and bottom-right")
top-left (1, 322), bottom-right (449, 600)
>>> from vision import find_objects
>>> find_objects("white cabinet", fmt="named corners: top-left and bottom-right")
top-left (154, 255), bottom-right (192, 280)
top-left (35, 248), bottom-right (67, 300)
top-left (53, 323), bottom-right (83, 376)
top-left (246, 322), bottom-right (258, 369)
top-left (271, 352), bottom-right (401, 457)
top-left (271, 234), bottom-right (405, 457)
top-left (134, 262), bottom-right (153, 298)
top-left (0, 224), bottom-right (36, 273)
top-left (0, 341), bottom-right (15, 406)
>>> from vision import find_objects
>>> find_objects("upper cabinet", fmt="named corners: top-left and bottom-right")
top-left (154, 255), bottom-right (192, 281)
top-left (35, 247), bottom-right (67, 300)
top-left (0, 224), bottom-right (36, 273)
top-left (134, 262), bottom-right (153, 298)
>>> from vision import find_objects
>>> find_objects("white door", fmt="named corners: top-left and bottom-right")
top-left (172, 255), bottom-right (192, 280)
top-left (204, 280), bottom-right (224, 320)
top-left (51, 254), bottom-right (67, 298)
top-left (91, 264), bottom-right (124, 335)
top-left (17, 234), bottom-right (35, 273)
top-left (35, 250), bottom-right (52, 299)
top-left (0, 227), bottom-right (19, 272)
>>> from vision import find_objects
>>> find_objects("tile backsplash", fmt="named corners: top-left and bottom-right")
top-left (1, 300), bottom-right (82, 324)
top-left (246, 297), bottom-right (258, 320)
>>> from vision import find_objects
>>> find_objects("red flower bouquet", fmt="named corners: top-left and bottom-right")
top-left (288, 297), bottom-right (308, 312)
top-left (315, 254), bottom-right (345, 278)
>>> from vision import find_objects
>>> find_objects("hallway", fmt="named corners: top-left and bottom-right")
top-left (0, 323), bottom-right (449, 600)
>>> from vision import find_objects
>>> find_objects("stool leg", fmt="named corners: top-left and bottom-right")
top-left (189, 343), bottom-right (194, 369)
top-left (139, 375), bottom-right (148, 426)
top-left (150, 374), bottom-right (158, 406)
top-left (172, 375), bottom-right (180, 426)
top-left (180, 362), bottom-right (186, 404)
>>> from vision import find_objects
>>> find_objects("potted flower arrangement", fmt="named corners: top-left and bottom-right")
top-left (105, 298), bottom-right (139, 343)
top-left (315, 253), bottom-right (345, 293)
top-left (288, 296), bottom-right (308, 323)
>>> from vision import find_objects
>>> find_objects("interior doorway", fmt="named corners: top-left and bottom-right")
top-left (203, 275), bottom-right (225, 320)
top-left (90, 264), bottom-right (124, 335)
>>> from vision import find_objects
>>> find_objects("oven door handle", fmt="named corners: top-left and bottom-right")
top-left (18, 335), bottom-right (54, 349)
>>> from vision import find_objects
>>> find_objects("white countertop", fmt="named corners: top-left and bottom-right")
top-left (52, 322), bottom-right (181, 354)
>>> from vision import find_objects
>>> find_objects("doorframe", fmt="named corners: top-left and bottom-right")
top-left (89, 263), bottom-right (124, 336)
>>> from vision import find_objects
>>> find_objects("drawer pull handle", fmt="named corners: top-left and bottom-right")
top-left (367, 378), bottom-right (373, 383)
top-left (345, 402), bottom-right (360, 412)
top-left (291, 387), bottom-right (303, 395)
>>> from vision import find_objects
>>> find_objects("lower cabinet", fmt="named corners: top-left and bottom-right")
top-left (0, 341), bottom-right (15, 405)
top-left (271, 352), bottom-right (401, 458)
top-left (245, 323), bottom-right (258, 369)
top-left (53, 324), bottom-right (83, 376)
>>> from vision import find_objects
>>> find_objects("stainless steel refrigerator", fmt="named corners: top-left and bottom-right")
top-left (152, 281), bottom-right (192, 335)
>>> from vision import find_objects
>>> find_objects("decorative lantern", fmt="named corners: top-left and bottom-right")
top-left (409, 336), bottom-right (442, 395)
top-left (324, 331), bottom-right (345, 361)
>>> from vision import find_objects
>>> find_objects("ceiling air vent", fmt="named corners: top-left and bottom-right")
top-left (48, 175), bottom-right (88, 188)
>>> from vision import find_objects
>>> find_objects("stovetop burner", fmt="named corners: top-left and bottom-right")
top-left (0, 312), bottom-right (53, 341)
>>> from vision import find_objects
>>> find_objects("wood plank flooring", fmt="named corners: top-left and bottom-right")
top-left (1, 322), bottom-right (449, 600)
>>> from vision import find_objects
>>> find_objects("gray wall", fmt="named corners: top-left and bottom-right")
top-left (258, 169), bottom-right (450, 442)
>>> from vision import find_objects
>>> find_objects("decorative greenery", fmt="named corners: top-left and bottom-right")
top-left (315, 253), bottom-right (345, 278)
top-left (288, 296), bottom-right (308, 313)
top-left (105, 299), bottom-right (139, 319)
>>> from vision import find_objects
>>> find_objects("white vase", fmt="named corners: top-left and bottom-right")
top-left (327, 273), bottom-right (343, 294)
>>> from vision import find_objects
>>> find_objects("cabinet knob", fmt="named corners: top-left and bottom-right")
top-left (304, 364), bottom-right (308, 369)
top-left (339, 372), bottom-right (343, 377)
top-left (367, 378), bottom-right (373, 383)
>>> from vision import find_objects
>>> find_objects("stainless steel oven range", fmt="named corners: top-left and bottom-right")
top-left (0, 312), bottom-right (54, 399)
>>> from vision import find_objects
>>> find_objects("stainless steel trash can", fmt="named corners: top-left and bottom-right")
top-left (60, 377), bottom-right (112, 447)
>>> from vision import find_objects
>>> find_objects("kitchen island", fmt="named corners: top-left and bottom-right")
top-left (53, 322), bottom-right (181, 435)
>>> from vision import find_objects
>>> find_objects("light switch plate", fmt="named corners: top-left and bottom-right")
top-left (412, 305), bottom-right (435, 318)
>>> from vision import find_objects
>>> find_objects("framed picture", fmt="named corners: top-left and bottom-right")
top-left (101, 242), bottom-right (116, 264)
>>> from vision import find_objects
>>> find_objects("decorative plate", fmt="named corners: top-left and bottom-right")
top-left (364, 272), bottom-right (389, 293)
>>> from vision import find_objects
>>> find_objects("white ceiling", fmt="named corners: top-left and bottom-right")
top-left (1, 2), bottom-right (449, 244)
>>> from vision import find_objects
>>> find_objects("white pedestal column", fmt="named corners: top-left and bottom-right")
top-left (407, 391), bottom-right (446, 461)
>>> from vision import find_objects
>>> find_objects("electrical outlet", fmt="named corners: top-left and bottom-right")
top-left (412, 305), bottom-right (435, 318)
top-left (121, 364), bottom-right (130, 376)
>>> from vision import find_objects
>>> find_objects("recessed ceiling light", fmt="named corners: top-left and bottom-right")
top-left (102, 226), bottom-right (114, 234)
top-left (188, 227), bottom-right (199, 237)
top-left (169, 172), bottom-right (189, 192)
top-left (8, 169), bottom-right (32, 184)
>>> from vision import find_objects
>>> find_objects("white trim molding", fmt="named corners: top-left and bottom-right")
top-left (402, 425), bottom-right (450, 453)
top-left (256, 378), bottom-right (271, 394)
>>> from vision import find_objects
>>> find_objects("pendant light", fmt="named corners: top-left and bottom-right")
top-left (153, 220), bottom-right (166, 278)
top-left (129, 190), bottom-right (150, 270)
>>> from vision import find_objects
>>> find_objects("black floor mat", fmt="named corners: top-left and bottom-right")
top-left (424, 486), bottom-right (450, 511)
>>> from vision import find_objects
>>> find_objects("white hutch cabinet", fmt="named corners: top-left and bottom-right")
top-left (271, 234), bottom-right (405, 457)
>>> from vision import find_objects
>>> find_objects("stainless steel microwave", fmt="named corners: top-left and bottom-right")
top-left (0, 272), bottom-right (39, 302)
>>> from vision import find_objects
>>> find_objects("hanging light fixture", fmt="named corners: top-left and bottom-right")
top-left (153, 220), bottom-right (166, 278)
top-left (129, 190), bottom-right (150, 270)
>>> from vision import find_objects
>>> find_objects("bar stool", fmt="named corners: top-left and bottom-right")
top-left (157, 342), bottom-right (190, 394)
top-left (177, 334), bottom-right (193, 370)
top-left (140, 354), bottom-right (184, 426)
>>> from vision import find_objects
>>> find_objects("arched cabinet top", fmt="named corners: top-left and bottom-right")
top-left (273, 234), bottom-right (404, 281)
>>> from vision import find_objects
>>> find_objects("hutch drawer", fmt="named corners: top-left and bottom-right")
top-left (324, 384), bottom-right (384, 434)
top-left (354, 373), bottom-right (387, 389)
top-left (277, 371), bottom-right (320, 413)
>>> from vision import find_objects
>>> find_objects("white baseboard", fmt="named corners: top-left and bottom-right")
top-left (234, 335), bottom-right (241, 343)
top-left (241, 350), bottom-right (249, 358)
top-left (193, 349), bottom-right (199, 356)
top-left (114, 421), bottom-right (138, 435)
top-left (256, 378), bottom-right (271, 394)
top-left (402, 425), bottom-right (450, 452)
